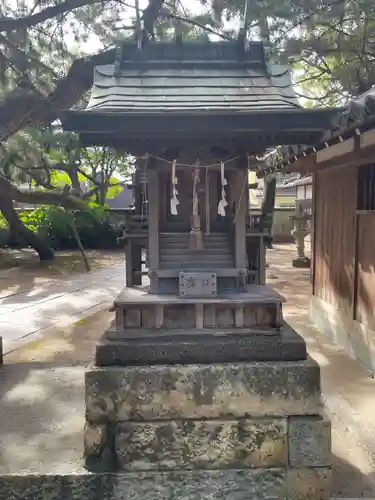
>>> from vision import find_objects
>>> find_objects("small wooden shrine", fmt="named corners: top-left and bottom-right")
top-left (62, 35), bottom-right (336, 500)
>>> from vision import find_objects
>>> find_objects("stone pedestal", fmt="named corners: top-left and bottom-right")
top-left (81, 284), bottom-right (331, 500)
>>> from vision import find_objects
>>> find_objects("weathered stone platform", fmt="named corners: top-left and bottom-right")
top-left (81, 356), bottom-right (331, 498)
top-left (0, 287), bottom-right (332, 500)
top-left (76, 283), bottom-right (332, 499)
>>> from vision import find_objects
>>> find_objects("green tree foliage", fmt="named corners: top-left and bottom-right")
top-left (203, 0), bottom-right (375, 103)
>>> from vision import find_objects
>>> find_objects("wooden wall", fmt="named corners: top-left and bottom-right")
top-left (356, 213), bottom-right (375, 329)
top-left (314, 164), bottom-right (375, 328)
top-left (313, 166), bottom-right (357, 317)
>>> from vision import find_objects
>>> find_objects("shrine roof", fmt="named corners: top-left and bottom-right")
top-left (84, 48), bottom-right (299, 114)
top-left (65, 40), bottom-right (301, 115)
top-left (62, 40), bottom-right (341, 153)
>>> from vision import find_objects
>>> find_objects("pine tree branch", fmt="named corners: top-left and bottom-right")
top-left (0, 0), bottom-right (101, 33)
top-left (0, 173), bottom-right (85, 208)
top-left (0, 48), bottom-right (115, 143)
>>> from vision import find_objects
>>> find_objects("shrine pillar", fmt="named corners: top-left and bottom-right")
top-left (147, 161), bottom-right (159, 293)
top-left (234, 162), bottom-right (248, 272)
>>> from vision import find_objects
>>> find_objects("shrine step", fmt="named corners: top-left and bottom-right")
top-left (160, 247), bottom-right (232, 256)
top-left (159, 260), bottom-right (234, 269)
top-left (159, 233), bottom-right (234, 270)
top-left (94, 323), bottom-right (307, 366)
top-left (159, 233), bottom-right (231, 250)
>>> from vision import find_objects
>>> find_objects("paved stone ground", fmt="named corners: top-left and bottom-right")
top-left (0, 253), bottom-right (124, 354)
top-left (0, 245), bottom-right (375, 499)
top-left (267, 244), bottom-right (375, 498)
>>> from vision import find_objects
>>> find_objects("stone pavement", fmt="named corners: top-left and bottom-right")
top-left (0, 262), bottom-right (125, 354)
top-left (267, 244), bottom-right (375, 497)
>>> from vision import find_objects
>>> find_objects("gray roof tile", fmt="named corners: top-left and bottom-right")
top-left (86, 63), bottom-right (300, 114)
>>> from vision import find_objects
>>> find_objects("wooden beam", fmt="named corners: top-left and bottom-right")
top-left (316, 138), bottom-right (354, 163)
top-left (361, 128), bottom-right (375, 148)
top-left (64, 109), bottom-right (337, 137)
top-left (310, 143), bottom-right (375, 173)
top-left (279, 153), bottom-right (316, 175)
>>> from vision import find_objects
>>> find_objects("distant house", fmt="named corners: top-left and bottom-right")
top-left (284, 175), bottom-right (313, 215)
top-left (106, 184), bottom-right (133, 210)
top-left (248, 171), bottom-right (296, 208)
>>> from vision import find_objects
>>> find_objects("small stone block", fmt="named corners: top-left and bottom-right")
top-left (203, 305), bottom-right (216, 327)
top-left (108, 469), bottom-right (286, 500)
top-left (61, 474), bottom-right (111, 500)
top-left (0, 475), bottom-right (62, 500)
top-left (115, 309), bottom-right (123, 329)
top-left (287, 357), bottom-right (321, 403)
top-left (243, 304), bottom-right (257, 326)
top-left (257, 304), bottom-right (274, 326)
top-left (292, 257), bottom-right (311, 268)
top-left (286, 467), bottom-right (331, 500)
top-left (288, 415), bottom-right (331, 467)
top-left (216, 306), bottom-right (235, 327)
top-left (114, 418), bottom-right (287, 470)
top-left (140, 306), bottom-right (156, 328)
top-left (235, 305), bottom-right (244, 327)
top-left (84, 422), bottom-right (114, 472)
top-left (124, 307), bottom-right (141, 328)
top-left (164, 305), bottom-right (195, 328)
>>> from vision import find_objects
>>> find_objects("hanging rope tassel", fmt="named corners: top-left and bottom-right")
top-left (189, 161), bottom-right (203, 250)
top-left (170, 159), bottom-right (179, 215)
top-left (218, 161), bottom-right (228, 216)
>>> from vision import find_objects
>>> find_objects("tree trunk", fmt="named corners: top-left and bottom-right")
top-left (0, 196), bottom-right (54, 261)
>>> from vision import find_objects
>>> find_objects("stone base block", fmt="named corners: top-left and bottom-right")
top-left (95, 324), bottom-right (307, 366)
top-left (85, 357), bottom-right (322, 424)
top-left (114, 418), bottom-right (287, 471)
top-left (85, 415), bottom-right (331, 474)
top-left (0, 467), bottom-right (331, 500)
top-left (288, 415), bottom-right (331, 467)
top-left (286, 467), bottom-right (331, 500)
top-left (292, 257), bottom-right (311, 268)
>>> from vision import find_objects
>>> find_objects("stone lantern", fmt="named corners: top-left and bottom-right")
top-left (291, 213), bottom-right (312, 268)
